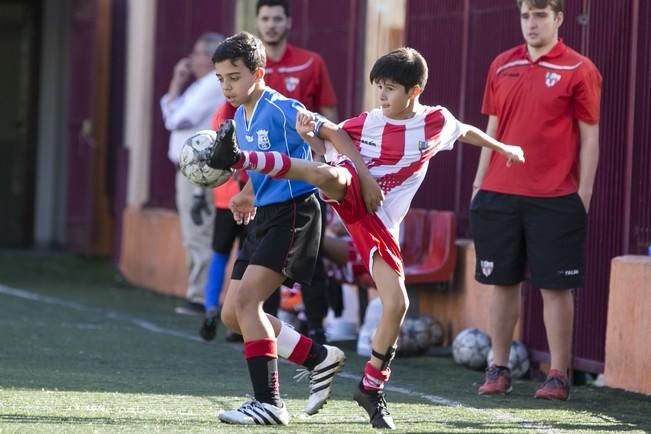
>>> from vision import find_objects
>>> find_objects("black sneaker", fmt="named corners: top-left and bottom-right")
top-left (207, 119), bottom-right (241, 170)
top-left (353, 384), bottom-right (395, 429)
top-left (199, 309), bottom-right (220, 341)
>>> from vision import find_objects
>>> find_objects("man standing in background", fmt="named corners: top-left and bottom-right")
top-left (161, 32), bottom-right (225, 315)
top-left (470, 0), bottom-right (601, 400)
top-left (256, 0), bottom-right (338, 121)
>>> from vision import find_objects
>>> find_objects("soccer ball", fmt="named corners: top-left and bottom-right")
top-left (179, 130), bottom-right (233, 188)
top-left (397, 317), bottom-right (433, 356)
top-left (411, 317), bottom-right (434, 351)
top-left (419, 315), bottom-right (444, 346)
top-left (397, 318), bottom-right (419, 355)
top-left (452, 327), bottom-right (491, 370)
top-left (486, 340), bottom-right (530, 379)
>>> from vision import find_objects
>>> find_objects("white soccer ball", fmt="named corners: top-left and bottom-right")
top-left (486, 340), bottom-right (530, 379)
top-left (452, 327), bottom-right (491, 370)
top-left (179, 130), bottom-right (233, 188)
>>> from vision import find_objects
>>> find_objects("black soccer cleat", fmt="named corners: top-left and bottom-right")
top-left (353, 384), bottom-right (396, 429)
top-left (198, 314), bottom-right (218, 341)
top-left (207, 119), bottom-right (241, 170)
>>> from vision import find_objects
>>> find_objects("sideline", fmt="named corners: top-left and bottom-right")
top-left (0, 284), bottom-right (558, 433)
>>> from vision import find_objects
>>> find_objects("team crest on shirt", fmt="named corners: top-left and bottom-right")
top-left (545, 72), bottom-right (562, 88)
top-left (480, 260), bottom-right (494, 277)
top-left (256, 129), bottom-right (271, 150)
top-left (285, 77), bottom-right (300, 92)
top-left (418, 140), bottom-right (430, 153)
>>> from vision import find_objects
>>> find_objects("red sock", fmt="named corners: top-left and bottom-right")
top-left (239, 151), bottom-right (291, 178)
top-left (361, 362), bottom-right (391, 392)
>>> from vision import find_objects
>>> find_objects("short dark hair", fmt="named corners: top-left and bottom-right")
top-left (517, 0), bottom-right (564, 14)
top-left (212, 32), bottom-right (266, 72)
top-left (369, 47), bottom-right (428, 91)
top-left (256, 0), bottom-right (290, 17)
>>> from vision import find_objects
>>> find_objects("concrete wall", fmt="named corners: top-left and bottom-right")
top-left (604, 256), bottom-right (651, 395)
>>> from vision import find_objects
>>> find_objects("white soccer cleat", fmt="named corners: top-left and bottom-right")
top-left (300, 345), bottom-right (346, 415)
top-left (218, 399), bottom-right (290, 426)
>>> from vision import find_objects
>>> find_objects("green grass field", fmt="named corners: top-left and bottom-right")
top-left (1, 252), bottom-right (649, 433)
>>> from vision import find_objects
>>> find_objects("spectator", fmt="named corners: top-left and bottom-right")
top-left (160, 32), bottom-right (225, 315)
top-left (256, 0), bottom-right (338, 120)
top-left (471, 0), bottom-right (601, 401)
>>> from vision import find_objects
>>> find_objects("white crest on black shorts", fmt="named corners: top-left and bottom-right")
top-left (480, 260), bottom-right (494, 277)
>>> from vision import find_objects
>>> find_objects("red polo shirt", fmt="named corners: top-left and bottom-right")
top-left (265, 44), bottom-right (337, 112)
top-left (481, 40), bottom-right (602, 197)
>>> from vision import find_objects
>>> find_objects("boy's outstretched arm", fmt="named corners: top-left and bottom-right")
top-left (296, 112), bottom-right (384, 213)
top-left (459, 123), bottom-right (525, 166)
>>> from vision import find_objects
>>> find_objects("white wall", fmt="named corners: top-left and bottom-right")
top-left (124, 0), bottom-right (157, 207)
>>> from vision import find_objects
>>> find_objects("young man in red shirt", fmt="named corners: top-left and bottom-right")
top-left (471, 0), bottom-right (602, 401)
top-left (255, 0), bottom-right (338, 120)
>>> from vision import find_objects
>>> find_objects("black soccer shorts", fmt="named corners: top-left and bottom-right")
top-left (212, 208), bottom-right (246, 255)
top-left (232, 193), bottom-right (321, 286)
top-left (470, 191), bottom-right (586, 289)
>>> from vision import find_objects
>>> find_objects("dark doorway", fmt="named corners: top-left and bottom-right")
top-left (0, 0), bottom-right (41, 247)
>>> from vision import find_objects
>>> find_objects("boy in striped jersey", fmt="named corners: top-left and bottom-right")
top-left (208, 47), bottom-right (524, 429)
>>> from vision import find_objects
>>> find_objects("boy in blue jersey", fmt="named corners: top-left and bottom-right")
top-left (209, 32), bottom-right (383, 426)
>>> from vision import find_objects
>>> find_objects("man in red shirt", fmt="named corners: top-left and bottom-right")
top-left (255, 0), bottom-right (338, 120)
top-left (470, 0), bottom-right (601, 401)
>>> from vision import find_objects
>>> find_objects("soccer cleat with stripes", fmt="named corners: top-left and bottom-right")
top-left (297, 345), bottom-right (346, 415)
top-left (218, 399), bottom-right (289, 425)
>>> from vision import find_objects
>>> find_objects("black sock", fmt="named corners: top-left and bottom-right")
top-left (246, 356), bottom-right (282, 406)
top-left (302, 342), bottom-right (328, 370)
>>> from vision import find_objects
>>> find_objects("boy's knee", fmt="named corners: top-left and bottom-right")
top-left (384, 296), bottom-right (409, 320)
top-left (220, 306), bottom-right (237, 330)
top-left (233, 287), bottom-right (259, 313)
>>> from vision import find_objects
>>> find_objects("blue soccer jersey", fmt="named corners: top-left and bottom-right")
top-left (234, 88), bottom-right (317, 207)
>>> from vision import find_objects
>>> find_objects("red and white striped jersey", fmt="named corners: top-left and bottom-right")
top-left (325, 105), bottom-right (463, 239)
